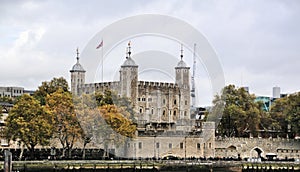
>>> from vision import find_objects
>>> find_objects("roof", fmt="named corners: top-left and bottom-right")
top-left (176, 60), bottom-right (187, 67)
top-left (122, 57), bottom-right (138, 67)
top-left (70, 61), bottom-right (85, 72)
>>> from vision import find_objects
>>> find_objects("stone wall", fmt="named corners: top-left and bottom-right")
top-left (215, 137), bottom-right (300, 159)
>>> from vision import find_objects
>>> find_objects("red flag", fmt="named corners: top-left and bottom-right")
top-left (96, 40), bottom-right (103, 49)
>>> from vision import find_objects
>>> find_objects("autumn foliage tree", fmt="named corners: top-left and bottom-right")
top-left (75, 90), bottom-right (136, 158)
top-left (46, 89), bottom-right (83, 158)
top-left (4, 94), bottom-right (53, 159)
top-left (34, 77), bottom-right (69, 105)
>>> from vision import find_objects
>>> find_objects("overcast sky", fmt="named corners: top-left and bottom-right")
top-left (0, 0), bottom-right (299, 105)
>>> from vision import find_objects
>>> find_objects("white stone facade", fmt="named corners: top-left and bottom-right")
top-left (70, 44), bottom-right (216, 158)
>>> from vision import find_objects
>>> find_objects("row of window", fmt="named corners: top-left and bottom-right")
top-left (128, 142), bottom-right (212, 150)
top-left (176, 69), bottom-right (188, 73)
top-left (277, 149), bottom-right (299, 153)
top-left (138, 107), bottom-right (188, 117)
top-left (137, 97), bottom-right (188, 106)
top-left (137, 97), bottom-right (151, 102)
top-left (71, 78), bottom-right (83, 83)
top-left (13, 90), bottom-right (23, 94)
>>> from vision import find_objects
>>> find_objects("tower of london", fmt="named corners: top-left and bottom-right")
top-left (70, 43), bottom-right (215, 158)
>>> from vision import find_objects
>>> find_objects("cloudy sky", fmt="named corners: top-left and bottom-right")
top-left (0, 0), bottom-right (299, 105)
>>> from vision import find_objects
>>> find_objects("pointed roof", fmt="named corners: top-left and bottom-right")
top-left (176, 44), bottom-right (188, 68)
top-left (122, 41), bottom-right (138, 67)
top-left (70, 48), bottom-right (86, 72)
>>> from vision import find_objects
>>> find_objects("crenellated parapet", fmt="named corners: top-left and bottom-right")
top-left (138, 81), bottom-right (179, 89)
top-left (78, 81), bottom-right (120, 94)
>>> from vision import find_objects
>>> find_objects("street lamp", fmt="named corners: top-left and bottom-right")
top-left (184, 136), bottom-right (187, 161)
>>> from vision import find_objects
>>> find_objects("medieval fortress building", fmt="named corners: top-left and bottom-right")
top-left (70, 43), bottom-right (300, 160)
top-left (70, 43), bottom-right (215, 158)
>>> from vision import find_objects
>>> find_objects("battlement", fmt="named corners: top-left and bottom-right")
top-left (80, 81), bottom-right (119, 88)
top-left (138, 81), bottom-right (178, 89)
top-left (94, 81), bottom-right (119, 88)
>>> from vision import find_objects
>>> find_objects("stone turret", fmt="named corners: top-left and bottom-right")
top-left (119, 42), bottom-right (138, 108)
top-left (70, 48), bottom-right (86, 96)
top-left (175, 45), bottom-right (190, 119)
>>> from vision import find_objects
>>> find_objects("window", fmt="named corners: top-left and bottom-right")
top-left (173, 111), bottom-right (176, 116)
top-left (137, 98), bottom-right (141, 101)
top-left (197, 143), bottom-right (201, 150)
top-left (180, 142), bottom-right (184, 149)
top-left (139, 142), bottom-right (142, 149)
top-left (156, 142), bottom-right (160, 149)
top-left (151, 108), bottom-right (154, 114)
top-left (127, 143), bottom-right (130, 148)
top-left (185, 100), bottom-right (187, 105)
top-left (203, 143), bottom-right (206, 149)
top-left (139, 108), bottom-right (143, 113)
top-left (163, 110), bottom-right (166, 116)
top-left (142, 98), bottom-right (146, 101)
top-left (184, 111), bottom-right (187, 116)
top-left (209, 143), bottom-right (211, 149)
top-left (174, 99), bottom-right (176, 104)
top-left (163, 99), bottom-right (165, 104)
top-left (169, 143), bottom-right (172, 149)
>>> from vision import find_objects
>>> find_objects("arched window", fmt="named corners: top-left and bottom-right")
top-left (163, 110), bottom-right (166, 116)
top-left (174, 99), bottom-right (176, 105)
top-left (139, 107), bottom-right (143, 113)
top-left (173, 111), bottom-right (176, 116)
top-left (151, 108), bottom-right (154, 114)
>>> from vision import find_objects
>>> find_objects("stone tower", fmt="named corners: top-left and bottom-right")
top-left (119, 42), bottom-right (138, 107)
top-left (175, 45), bottom-right (190, 119)
top-left (70, 48), bottom-right (86, 96)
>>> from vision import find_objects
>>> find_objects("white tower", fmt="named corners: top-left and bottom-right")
top-left (119, 42), bottom-right (138, 103)
top-left (273, 86), bottom-right (281, 99)
top-left (70, 48), bottom-right (86, 96)
top-left (175, 44), bottom-right (190, 119)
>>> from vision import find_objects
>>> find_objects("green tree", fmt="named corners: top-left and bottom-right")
top-left (213, 85), bottom-right (265, 137)
top-left (286, 92), bottom-right (300, 136)
top-left (270, 92), bottom-right (300, 138)
top-left (4, 94), bottom-right (53, 159)
top-left (34, 77), bottom-right (69, 105)
top-left (269, 97), bottom-right (289, 137)
top-left (46, 89), bottom-right (83, 159)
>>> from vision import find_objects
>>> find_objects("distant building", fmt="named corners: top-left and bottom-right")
top-left (0, 87), bottom-right (24, 98)
top-left (273, 86), bottom-right (281, 99)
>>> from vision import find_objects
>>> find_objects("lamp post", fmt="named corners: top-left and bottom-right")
top-left (184, 136), bottom-right (187, 161)
top-left (153, 130), bottom-right (157, 160)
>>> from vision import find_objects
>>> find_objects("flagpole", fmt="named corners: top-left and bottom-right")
top-left (102, 38), bottom-right (103, 83)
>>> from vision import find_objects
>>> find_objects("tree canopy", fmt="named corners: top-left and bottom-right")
top-left (46, 88), bottom-right (83, 158)
top-left (34, 77), bottom-right (69, 105)
top-left (271, 92), bottom-right (300, 137)
top-left (75, 90), bottom-right (136, 158)
top-left (4, 94), bottom-right (53, 159)
top-left (213, 85), bottom-right (266, 137)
